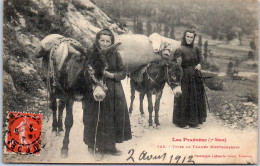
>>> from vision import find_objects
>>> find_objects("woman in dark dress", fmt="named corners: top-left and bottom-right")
top-left (82, 29), bottom-right (132, 161)
top-left (173, 29), bottom-right (207, 129)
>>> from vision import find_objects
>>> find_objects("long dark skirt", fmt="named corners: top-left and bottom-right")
top-left (82, 80), bottom-right (132, 151)
top-left (173, 71), bottom-right (207, 127)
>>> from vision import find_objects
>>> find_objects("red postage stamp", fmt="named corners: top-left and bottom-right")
top-left (5, 112), bottom-right (43, 155)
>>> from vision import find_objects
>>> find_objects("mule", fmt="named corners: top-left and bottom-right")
top-left (36, 36), bottom-right (109, 158)
top-left (129, 49), bottom-right (182, 128)
top-left (50, 52), bottom-right (109, 158)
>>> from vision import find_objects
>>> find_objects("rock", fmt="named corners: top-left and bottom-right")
top-left (231, 125), bottom-right (237, 129)
top-left (243, 102), bottom-right (253, 106)
top-left (39, 101), bottom-right (47, 106)
top-left (235, 103), bottom-right (243, 110)
top-left (221, 114), bottom-right (227, 120)
top-left (222, 104), bottom-right (229, 110)
top-left (242, 113), bottom-right (248, 118)
top-left (247, 111), bottom-right (253, 117)
top-left (244, 117), bottom-right (253, 122)
top-left (252, 114), bottom-right (258, 119)
top-left (229, 104), bottom-right (236, 111)
top-left (229, 39), bottom-right (240, 46)
top-left (19, 16), bottom-right (26, 28)
top-left (3, 71), bottom-right (17, 93)
top-left (34, 104), bottom-right (39, 108)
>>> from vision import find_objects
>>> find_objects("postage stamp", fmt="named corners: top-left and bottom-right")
top-left (4, 112), bottom-right (43, 155)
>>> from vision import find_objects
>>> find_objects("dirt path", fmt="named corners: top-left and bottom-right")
top-left (3, 79), bottom-right (257, 164)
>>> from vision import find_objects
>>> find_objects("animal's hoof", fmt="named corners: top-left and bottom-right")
top-left (61, 148), bottom-right (68, 158)
top-left (51, 130), bottom-right (57, 137)
top-left (141, 113), bottom-right (145, 117)
top-left (156, 125), bottom-right (161, 130)
top-left (58, 127), bottom-right (64, 132)
top-left (57, 130), bottom-right (64, 136)
top-left (148, 125), bottom-right (154, 130)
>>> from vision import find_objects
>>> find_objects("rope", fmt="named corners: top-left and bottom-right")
top-left (46, 53), bottom-right (52, 122)
top-left (166, 65), bottom-right (173, 85)
top-left (94, 101), bottom-right (101, 157)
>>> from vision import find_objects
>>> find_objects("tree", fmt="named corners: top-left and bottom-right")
top-left (156, 22), bottom-right (161, 34)
top-left (169, 23), bottom-right (175, 39)
top-left (164, 23), bottom-right (169, 37)
top-left (238, 31), bottom-right (243, 46)
top-left (219, 34), bottom-right (224, 40)
top-left (133, 16), bottom-right (137, 33)
top-left (198, 35), bottom-right (202, 48)
top-left (136, 19), bottom-right (144, 34)
top-left (226, 29), bottom-right (236, 42)
top-left (204, 40), bottom-right (208, 62)
top-left (250, 39), bottom-right (256, 50)
top-left (146, 19), bottom-right (152, 36)
top-left (198, 35), bottom-right (203, 62)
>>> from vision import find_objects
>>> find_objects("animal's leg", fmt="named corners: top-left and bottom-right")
top-left (129, 81), bottom-right (135, 114)
top-left (57, 100), bottom-right (65, 133)
top-left (147, 93), bottom-right (153, 126)
top-left (61, 98), bottom-right (74, 158)
top-left (139, 93), bottom-right (145, 115)
top-left (50, 96), bottom-right (57, 132)
top-left (154, 90), bottom-right (163, 126)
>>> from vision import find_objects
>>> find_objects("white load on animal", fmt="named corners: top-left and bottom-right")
top-left (115, 34), bottom-right (162, 73)
top-left (149, 33), bottom-right (181, 55)
top-left (37, 34), bottom-right (82, 71)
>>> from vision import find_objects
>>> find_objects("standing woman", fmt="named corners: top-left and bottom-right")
top-left (173, 28), bottom-right (207, 129)
top-left (82, 29), bottom-right (132, 161)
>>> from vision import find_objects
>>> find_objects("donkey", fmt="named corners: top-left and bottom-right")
top-left (129, 48), bottom-right (182, 128)
top-left (36, 35), bottom-right (110, 158)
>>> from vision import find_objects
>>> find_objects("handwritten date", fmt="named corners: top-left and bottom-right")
top-left (127, 149), bottom-right (195, 164)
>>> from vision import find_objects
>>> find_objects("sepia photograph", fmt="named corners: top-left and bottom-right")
top-left (2, 0), bottom-right (259, 164)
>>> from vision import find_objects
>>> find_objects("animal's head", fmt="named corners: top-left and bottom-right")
top-left (66, 46), bottom-right (88, 88)
top-left (166, 62), bottom-right (183, 90)
top-left (159, 42), bottom-right (172, 60)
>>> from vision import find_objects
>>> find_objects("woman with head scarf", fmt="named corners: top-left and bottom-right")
top-left (82, 29), bottom-right (132, 161)
top-left (172, 28), bottom-right (207, 129)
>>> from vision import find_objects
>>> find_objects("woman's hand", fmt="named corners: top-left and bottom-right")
top-left (104, 71), bottom-right (115, 78)
top-left (194, 64), bottom-right (201, 70)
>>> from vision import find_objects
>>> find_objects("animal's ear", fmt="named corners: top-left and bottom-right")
top-left (81, 49), bottom-right (91, 58)
top-left (101, 42), bottom-right (122, 54)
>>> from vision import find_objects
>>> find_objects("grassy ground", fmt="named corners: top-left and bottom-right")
top-left (206, 75), bottom-right (257, 129)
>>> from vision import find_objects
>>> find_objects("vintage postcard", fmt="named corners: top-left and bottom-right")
top-left (2, 0), bottom-right (259, 164)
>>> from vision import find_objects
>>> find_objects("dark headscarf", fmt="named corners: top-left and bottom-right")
top-left (94, 29), bottom-right (115, 48)
top-left (181, 28), bottom-right (196, 48)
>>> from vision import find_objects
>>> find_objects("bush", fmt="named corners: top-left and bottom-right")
top-left (210, 64), bottom-right (220, 72)
top-left (3, 86), bottom-right (29, 112)
top-left (204, 77), bottom-right (224, 91)
top-left (219, 34), bottom-right (224, 40)
top-left (71, 1), bottom-right (94, 12)
top-left (201, 61), bottom-right (210, 70)
top-left (201, 61), bottom-right (220, 72)
top-left (246, 92), bottom-right (258, 103)
top-left (247, 51), bottom-right (255, 59)
top-left (4, 27), bottom-right (29, 59)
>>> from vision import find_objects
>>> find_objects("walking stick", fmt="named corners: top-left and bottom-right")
top-left (197, 70), bottom-right (211, 112)
top-left (94, 101), bottom-right (101, 157)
